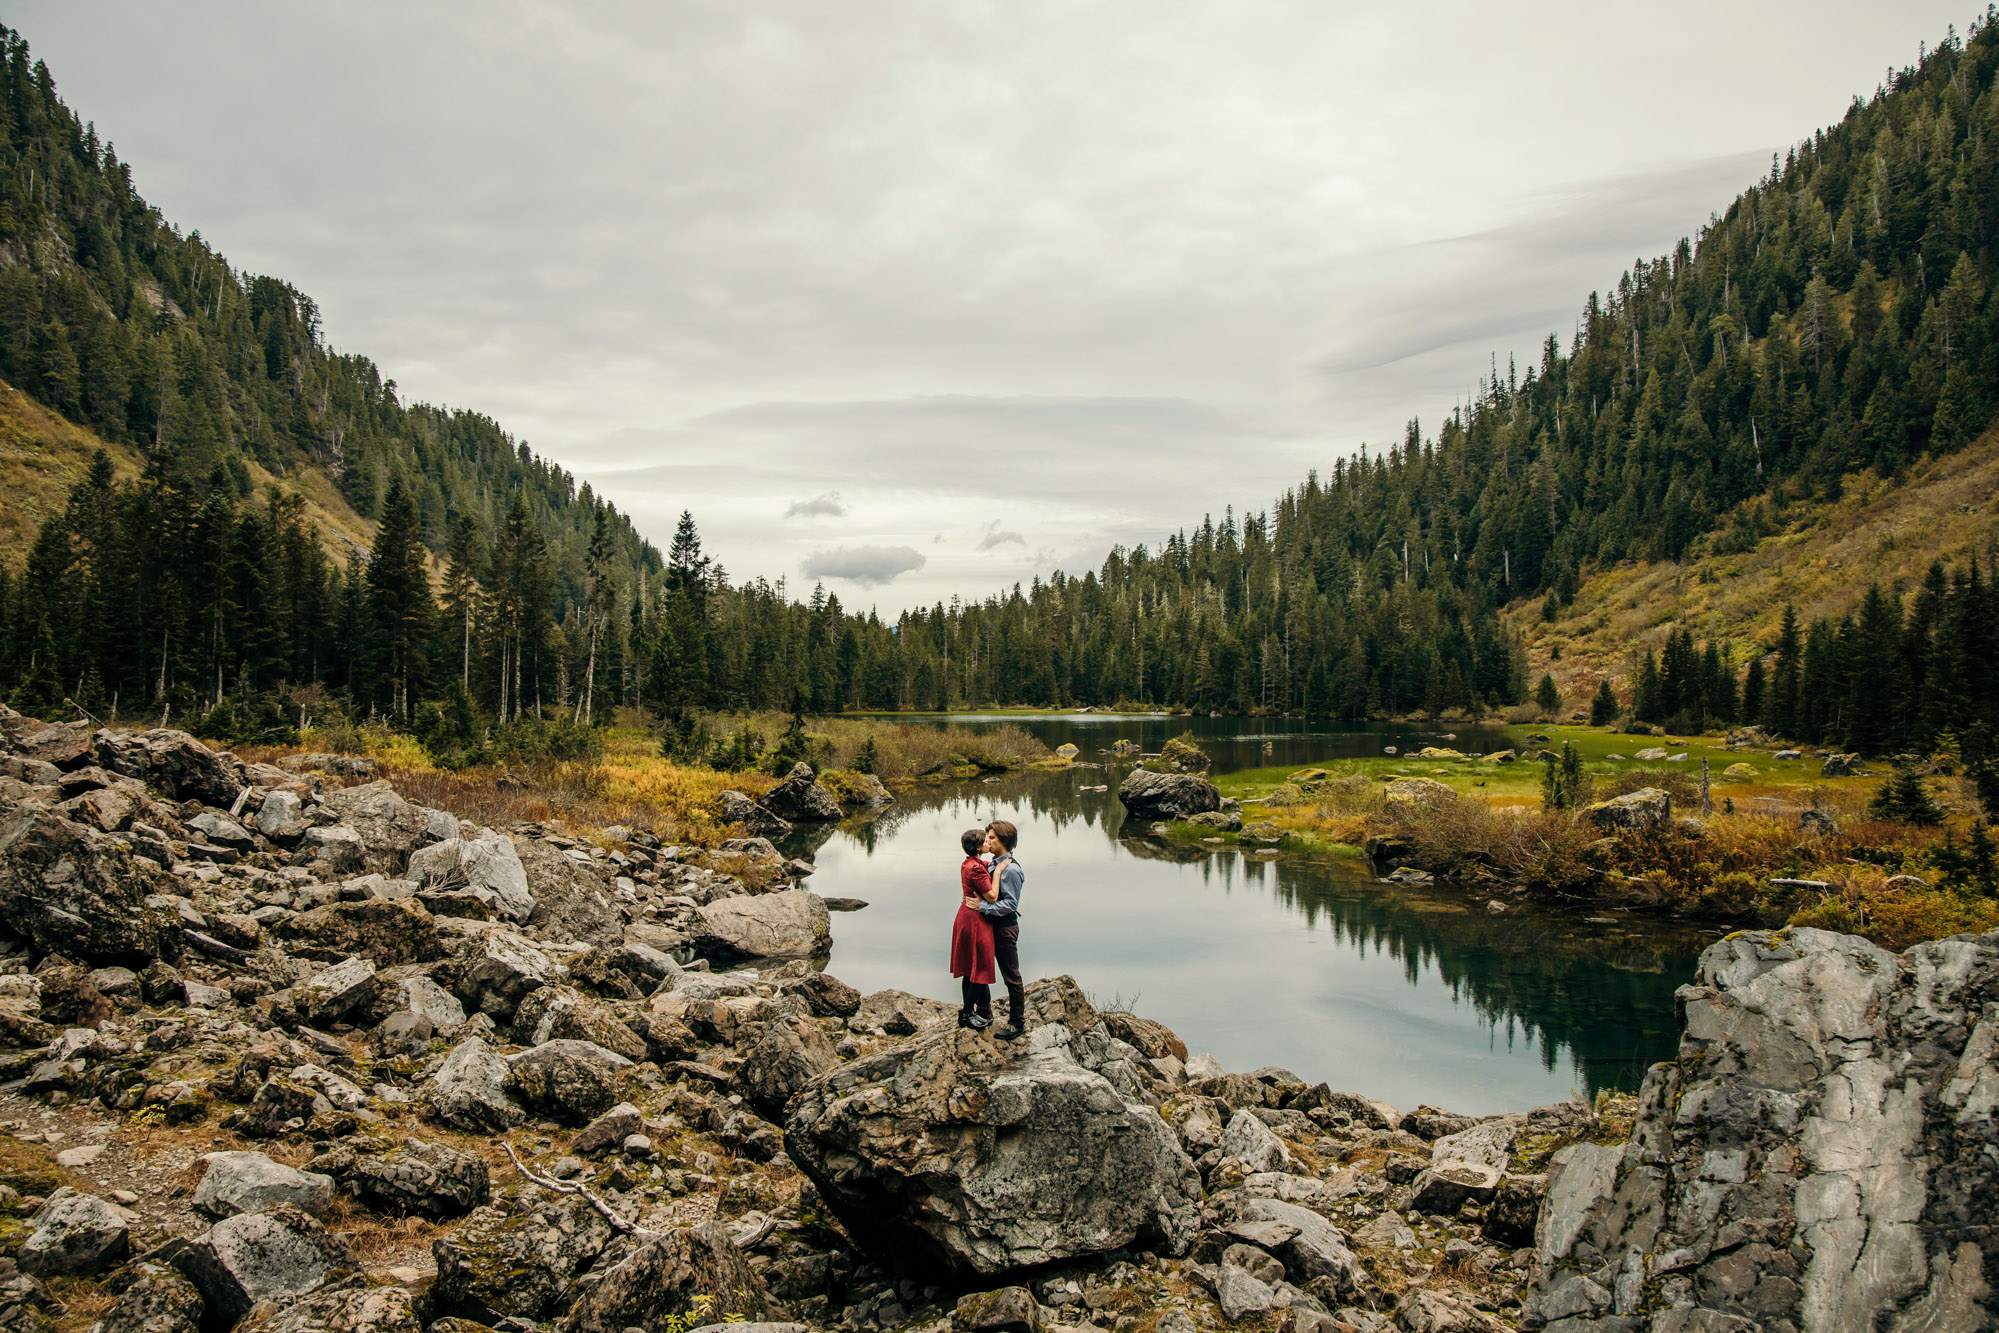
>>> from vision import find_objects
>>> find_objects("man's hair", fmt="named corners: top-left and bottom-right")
top-left (960, 828), bottom-right (986, 856)
top-left (985, 819), bottom-right (1018, 851)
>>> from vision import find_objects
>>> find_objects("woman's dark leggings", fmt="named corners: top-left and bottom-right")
top-left (962, 979), bottom-right (992, 1020)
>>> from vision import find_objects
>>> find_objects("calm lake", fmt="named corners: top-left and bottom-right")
top-left (787, 714), bottom-right (1712, 1114)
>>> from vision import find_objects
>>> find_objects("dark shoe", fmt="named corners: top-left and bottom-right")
top-left (995, 1023), bottom-right (1025, 1041)
top-left (966, 1012), bottom-right (992, 1030)
top-left (957, 1011), bottom-right (972, 1028)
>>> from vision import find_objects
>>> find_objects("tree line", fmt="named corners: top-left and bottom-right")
top-left (2, 18), bottom-right (1999, 759)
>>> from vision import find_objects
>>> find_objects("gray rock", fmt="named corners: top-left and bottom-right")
top-left (173, 1205), bottom-right (353, 1325)
top-left (420, 1037), bottom-right (524, 1132)
top-left (1394, 1288), bottom-right (1511, 1331)
top-left (193, 1151), bottom-right (336, 1218)
top-left (92, 727), bottom-right (245, 806)
top-left (504, 1039), bottom-right (632, 1123)
top-left (1229, 1196), bottom-right (1364, 1295)
top-left (408, 831), bottom-right (534, 922)
top-left (301, 824), bottom-right (367, 875)
top-left (258, 1281), bottom-right (421, 1333)
top-left (1217, 1108), bottom-right (1290, 1173)
top-left (738, 1012), bottom-right (840, 1119)
top-left (1528, 926), bottom-right (1999, 1332)
top-left (236, 1075), bottom-right (334, 1138)
top-left (1481, 1172), bottom-right (1545, 1247)
top-left (1185, 809), bottom-right (1243, 832)
top-left (20, 1189), bottom-right (130, 1276)
top-left (1215, 1262), bottom-right (1274, 1320)
top-left (296, 956), bottom-right (378, 1026)
top-left (517, 835), bottom-right (627, 947)
top-left (572, 1101), bottom-right (644, 1156)
top-left (1117, 768), bottom-right (1221, 819)
top-left (449, 932), bottom-right (561, 1023)
top-left (395, 974), bottom-right (467, 1029)
top-left (186, 809), bottom-right (255, 848)
top-left (431, 1194), bottom-right (615, 1324)
top-left (558, 1221), bottom-right (789, 1332)
top-left (314, 781), bottom-right (435, 875)
top-left (512, 983), bottom-right (647, 1061)
top-left (1407, 1160), bottom-right (1502, 1214)
top-left (694, 889), bottom-right (831, 960)
top-left (718, 790), bottom-right (793, 838)
top-left (1582, 787), bottom-right (1670, 833)
top-left (255, 788), bottom-right (311, 841)
top-left (954, 1284), bottom-right (1042, 1331)
top-left (93, 1259), bottom-right (203, 1333)
top-left (340, 1137), bottom-right (490, 1218)
top-left (851, 987), bottom-right (959, 1035)
top-left (760, 762), bottom-right (844, 822)
top-left (786, 980), bottom-right (1201, 1278)
top-left (1819, 752), bottom-right (1864, 778)
top-left (0, 805), bottom-right (168, 962)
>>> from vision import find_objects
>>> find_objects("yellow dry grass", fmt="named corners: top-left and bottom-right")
top-left (1511, 427), bottom-right (1999, 700)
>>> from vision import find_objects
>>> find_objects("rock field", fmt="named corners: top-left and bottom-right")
top-left (0, 705), bottom-right (1990, 1332)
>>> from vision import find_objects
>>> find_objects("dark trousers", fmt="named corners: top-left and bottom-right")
top-left (961, 979), bottom-right (991, 1021)
top-left (991, 916), bottom-right (1025, 1026)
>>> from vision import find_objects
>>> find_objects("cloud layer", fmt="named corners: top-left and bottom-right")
top-left (9, 0), bottom-right (1968, 609)
top-left (801, 545), bottom-right (927, 588)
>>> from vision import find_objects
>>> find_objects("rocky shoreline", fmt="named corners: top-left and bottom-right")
top-left (0, 707), bottom-right (1990, 1332)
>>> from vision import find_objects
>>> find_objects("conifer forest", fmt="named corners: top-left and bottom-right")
top-left (1, 16), bottom-right (1997, 759)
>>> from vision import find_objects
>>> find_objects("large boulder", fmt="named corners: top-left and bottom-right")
top-left (785, 1000), bottom-right (1201, 1278)
top-left (259, 1281), bottom-right (421, 1333)
top-left (1582, 787), bottom-right (1670, 834)
top-left (1156, 736), bottom-right (1212, 774)
top-left (718, 790), bottom-right (793, 838)
top-left (92, 727), bottom-right (245, 806)
top-left (339, 1137), bottom-right (490, 1219)
top-left (421, 1037), bottom-right (525, 1132)
top-left (315, 781), bottom-right (436, 875)
top-left (516, 837), bottom-right (624, 947)
top-left (0, 805), bottom-right (167, 962)
top-left (446, 932), bottom-right (564, 1023)
top-left (192, 1151), bottom-right (336, 1218)
top-left (173, 1206), bottom-right (354, 1325)
top-left (19, 1189), bottom-right (131, 1276)
top-left (276, 898), bottom-right (439, 966)
top-left (512, 984), bottom-right (647, 1062)
top-left (739, 1012), bottom-right (841, 1119)
top-left (760, 762), bottom-right (843, 823)
top-left (431, 1194), bottom-right (616, 1324)
top-left (95, 1259), bottom-right (203, 1333)
top-left (505, 1039), bottom-right (632, 1123)
top-left (296, 956), bottom-right (379, 1027)
top-left (559, 1221), bottom-right (789, 1332)
top-left (1527, 926), bottom-right (1999, 1331)
top-left (1116, 769), bottom-right (1220, 820)
top-left (693, 890), bottom-right (831, 960)
top-left (408, 831), bottom-right (534, 923)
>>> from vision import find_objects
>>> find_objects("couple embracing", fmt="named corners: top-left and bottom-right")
top-left (948, 819), bottom-right (1026, 1038)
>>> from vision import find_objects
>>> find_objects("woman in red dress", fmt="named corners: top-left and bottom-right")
top-left (950, 827), bottom-right (998, 1029)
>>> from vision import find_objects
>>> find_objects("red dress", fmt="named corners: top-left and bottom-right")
top-left (949, 855), bottom-right (997, 984)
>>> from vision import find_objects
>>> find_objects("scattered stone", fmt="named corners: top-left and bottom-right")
top-left (1582, 786), bottom-right (1670, 833)
top-left (420, 1037), bottom-right (525, 1132)
top-left (559, 1221), bottom-right (789, 1332)
top-left (408, 829), bottom-right (535, 922)
top-left (193, 1151), bottom-right (336, 1218)
top-left (173, 1205), bottom-right (354, 1324)
top-left (1117, 768), bottom-right (1221, 819)
top-left (340, 1137), bottom-right (491, 1218)
top-left (20, 1189), bottom-right (130, 1275)
top-left (693, 889), bottom-right (831, 960)
top-left (954, 1285), bottom-right (1042, 1332)
top-left (572, 1100), bottom-right (644, 1156)
top-left (504, 1038), bottom-right (632, 1122)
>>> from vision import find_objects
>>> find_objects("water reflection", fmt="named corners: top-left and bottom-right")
top-left (796, 717), bottom-right (1710, 1113)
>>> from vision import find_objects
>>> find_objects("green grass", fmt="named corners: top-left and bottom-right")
top-left (1215, 723), bottom-right (1868, 807)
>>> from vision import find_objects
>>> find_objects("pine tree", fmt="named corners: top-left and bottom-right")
top-left (1590, 678), bottom-right (1619, 726)
top-left (365, 479), bottom-right (434, 719)
top-left (1535, 673), bottom-right (1562, 718)
top-left (1869, 762), bottom-right (1943, 825)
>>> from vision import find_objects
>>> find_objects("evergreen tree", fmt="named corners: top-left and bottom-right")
top-left (1535, 673), bottom-right (1562, 718)
top-left (365, 480), bottom-right (434, 718)
top-left (1869, 762), bottom-right (1944, 825)
top-left (1590, 677), bottom-right (1619, 726)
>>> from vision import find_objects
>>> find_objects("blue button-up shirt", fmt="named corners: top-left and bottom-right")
top-left (979, 854), bottom-right (1023, 918)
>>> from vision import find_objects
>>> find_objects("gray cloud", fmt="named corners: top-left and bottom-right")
top-left (978, 522), bottom-right (1026, 550)
top-left (785, 491), bottom-right (847, 519)
top-left (7, 0), bottom-right (1968, 611)
top-left (802, 545), bottom-right (927, 587)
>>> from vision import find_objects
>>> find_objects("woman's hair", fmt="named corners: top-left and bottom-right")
top-left (985, 819), bottom-right (1018, 851)
top-left (960, 828), bottom-right (986, 856)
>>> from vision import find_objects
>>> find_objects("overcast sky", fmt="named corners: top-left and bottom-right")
top-left (11, 2), bottom-right (1972, 612)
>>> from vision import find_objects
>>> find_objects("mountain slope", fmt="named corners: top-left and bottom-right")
top-left (1514, 423), bottom-right (1999, 712)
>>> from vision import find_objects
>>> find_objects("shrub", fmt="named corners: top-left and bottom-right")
top-left (1870, 763), bottom-right (1944, 825)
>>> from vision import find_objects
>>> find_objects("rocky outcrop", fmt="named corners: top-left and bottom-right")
top-left (786, 979), bottom-right (1202, 1278)
top-left (1117, 769), bottom-right (1221, 820)
top-left (1528, 926), bottom-right (1999, 1332)
top-left (0, 806), bottom-right (168, 962)
top-left (761, 762), bottom-right (844, 823)
top-left (408, 829), bottom-right (535, 922)
top-left (693, 890), bottom-right (831, 960)
top-left (559, 1221), bottom-right (790, 1331)
top-left (1582, 787), bottom-right (1672, 833)
top-left (1156, 736), bottom-right (1212, 774)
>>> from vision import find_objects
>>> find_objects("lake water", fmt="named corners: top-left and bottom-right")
top-left (788, 714), bottom-right (1712, 1114)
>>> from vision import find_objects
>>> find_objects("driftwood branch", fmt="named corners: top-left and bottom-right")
top-left (504, 1141), bottom-right (646, 1236)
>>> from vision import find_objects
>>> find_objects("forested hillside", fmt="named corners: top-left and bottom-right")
top-left (2, 15), bottom-right (1998, 760)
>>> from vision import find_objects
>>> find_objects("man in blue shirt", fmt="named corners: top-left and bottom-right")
top-left (972, 819), bottom-right (1026, 1039)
